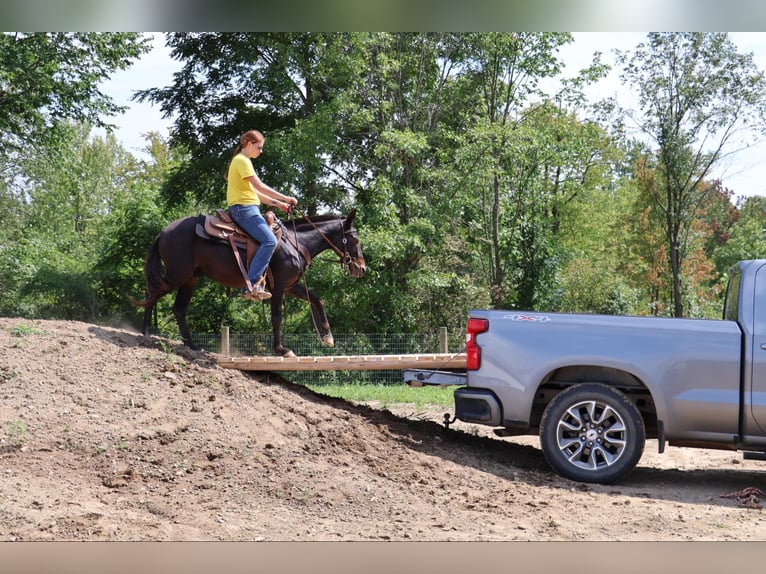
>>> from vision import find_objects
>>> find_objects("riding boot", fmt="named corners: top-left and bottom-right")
top-left (241, 276), bottom-right (271, 301)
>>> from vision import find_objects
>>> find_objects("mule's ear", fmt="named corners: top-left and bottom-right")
top-left (346, 208), bottom-right (357, 225)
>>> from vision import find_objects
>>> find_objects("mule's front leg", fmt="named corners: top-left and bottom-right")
top-left (287, 284), bottom-right (333, 347)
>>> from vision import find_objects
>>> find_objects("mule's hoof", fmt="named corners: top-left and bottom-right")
top-left (321, 334), bottom-right (334, 347)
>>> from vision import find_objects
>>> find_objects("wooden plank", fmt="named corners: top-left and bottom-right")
top-left (217, 352), bottom-right (467, 372)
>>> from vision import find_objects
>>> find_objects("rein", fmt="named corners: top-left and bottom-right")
top-left (280, 207), bottom-right (355, 343)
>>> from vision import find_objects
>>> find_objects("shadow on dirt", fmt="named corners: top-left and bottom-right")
top-left (88, 326), bottom-right (218, 366)
top-left (276, 372), bottom-right (766, 506)
top-left (90, 328), bottom-right (766, 509)
top-left (624, 465), bottom-right (766, 502)
top-left (257, 371), bottom-right (766, 507)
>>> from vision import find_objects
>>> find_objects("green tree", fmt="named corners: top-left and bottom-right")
top-left (0, 124), bottom-right (148, 320)
top-left (21, 123), bottom-right (139, 240)
top-left (712, 195), bottom-right (766, 274)
top-left (93, 132), bottom-right (191, 325)
top-left (617, 32), bottom-right (766, 317)
top-left (345, 33), bottom-right (476, 333)
top-left (555, 172), bottom-right (641, 316)
top-left (0, 33), bottom-right (150, 162)
top-left (450, 33), bottom-right (613, 310)
top-left (136, 32), bottom-right (373, 212)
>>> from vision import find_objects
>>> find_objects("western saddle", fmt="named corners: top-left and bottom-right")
top-left (195, 208), bottom-right (283, 292)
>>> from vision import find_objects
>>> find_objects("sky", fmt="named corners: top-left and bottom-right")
top-left (99, 32), bottom-right (766, 199)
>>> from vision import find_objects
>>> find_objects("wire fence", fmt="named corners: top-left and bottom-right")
top-left (190, 331), bottom-right (466, 386)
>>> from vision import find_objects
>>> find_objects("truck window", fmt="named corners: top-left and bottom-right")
top-left (723, 268), bottom-right (741, 322)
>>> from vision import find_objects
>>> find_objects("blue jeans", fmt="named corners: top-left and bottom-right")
top-left (228, 204), bottom-right (278, 285)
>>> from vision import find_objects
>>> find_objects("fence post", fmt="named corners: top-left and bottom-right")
top-left (439, 326), bottom-right (448, 353)
top-left (221, 325), bottom-right (230, 356)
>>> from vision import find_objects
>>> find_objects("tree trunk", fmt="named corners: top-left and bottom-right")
top-left (490, 171), bottom-right (503, 309)
top-left (670, 241), bottom-right (684, 317)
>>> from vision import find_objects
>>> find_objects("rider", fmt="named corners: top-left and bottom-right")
top-left (226, 130), bottom-right (298, 300)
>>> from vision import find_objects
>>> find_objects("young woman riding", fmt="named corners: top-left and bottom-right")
top-left (226, 130), bottom-right (298, 300)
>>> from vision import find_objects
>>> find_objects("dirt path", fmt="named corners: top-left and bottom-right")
top-left (1, 318), bottom-right (766, 541)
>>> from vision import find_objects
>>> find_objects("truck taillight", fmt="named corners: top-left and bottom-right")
top-left (466, 318), bottom-right (489, 370)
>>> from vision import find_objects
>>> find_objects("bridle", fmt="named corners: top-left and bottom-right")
top-left (288, 207), bottom-right (359, 273)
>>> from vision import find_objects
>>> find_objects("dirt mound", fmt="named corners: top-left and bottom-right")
top-left (1, 318), bottom-right (765, 541)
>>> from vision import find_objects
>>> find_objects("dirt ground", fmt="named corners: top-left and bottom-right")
top-left (2, 318), bottom-right (766, 542)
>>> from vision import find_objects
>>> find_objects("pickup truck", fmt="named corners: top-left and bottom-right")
top-left (405, 259), bottom-right (766, 484)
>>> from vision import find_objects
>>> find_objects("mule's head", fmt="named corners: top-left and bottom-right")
top-left (342, 209), bottom-right (367, 279)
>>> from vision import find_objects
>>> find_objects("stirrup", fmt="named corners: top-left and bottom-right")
top-left (254, 276), bottom-right (272, 300)
top-left (240, 276), bottom-right (271, 301)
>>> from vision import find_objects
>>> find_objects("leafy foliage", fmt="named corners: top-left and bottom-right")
top-left (2, 32), bottom-right (766, 340)
top-left (0, 33), bottom-right (150, 160)
top-left (617, 33), bottom-right (766, 316)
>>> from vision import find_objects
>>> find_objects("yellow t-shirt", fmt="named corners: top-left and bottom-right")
top-left (226, 153), bottom-right (260, 206)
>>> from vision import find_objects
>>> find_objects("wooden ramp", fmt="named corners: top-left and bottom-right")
top-left (217, 352), bottom-right (467, 372)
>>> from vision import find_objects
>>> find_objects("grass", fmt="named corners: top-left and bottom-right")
top-left (9, 324), bottom-right (44, 337)
top-left (5, 420), bottom-right (28, 447)
top-left (304, 382), bottom-right (455, 410)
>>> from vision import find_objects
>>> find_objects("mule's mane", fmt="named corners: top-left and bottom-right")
top-left (287, 213), bottom-right (346, 228)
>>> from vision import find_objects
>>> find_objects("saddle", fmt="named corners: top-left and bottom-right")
top-left (195, 208), bottom-right (283, 290)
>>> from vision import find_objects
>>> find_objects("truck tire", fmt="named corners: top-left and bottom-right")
top-left (539, 383), bottom-right (645, 484)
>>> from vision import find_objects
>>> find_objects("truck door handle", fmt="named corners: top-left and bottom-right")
top-left (761, 343), bottom-right (766, 350)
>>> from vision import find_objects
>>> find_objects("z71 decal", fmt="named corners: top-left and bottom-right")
top-left (503, 314), bottom-right (551, 322)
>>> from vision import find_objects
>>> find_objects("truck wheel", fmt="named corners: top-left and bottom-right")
top-left (539, 383), bottom-right (645, 484)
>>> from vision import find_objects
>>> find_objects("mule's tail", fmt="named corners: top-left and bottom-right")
top-left (130, 235), bottom-right (171, 309)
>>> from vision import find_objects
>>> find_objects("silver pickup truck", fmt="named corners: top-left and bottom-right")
top-left (406, 259), bottom-right (766, 483)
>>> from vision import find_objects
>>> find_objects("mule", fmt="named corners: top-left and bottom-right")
top-left (132, 209), bottom-right (366, 357)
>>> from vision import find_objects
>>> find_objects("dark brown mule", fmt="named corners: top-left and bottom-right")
top-left (132, 209), bottom-right (366, 357)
